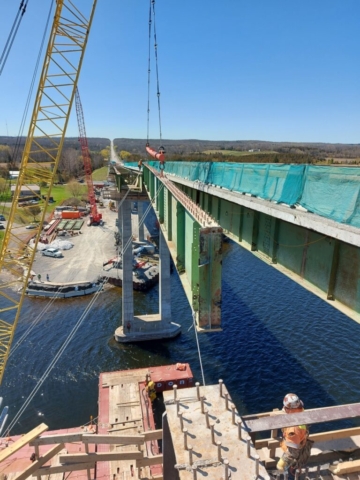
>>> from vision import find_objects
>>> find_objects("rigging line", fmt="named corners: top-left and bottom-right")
top-left (13, 186), bottom-right (151, 358)
top-left (9, 286), bottom-right (65, 358)
top-left (7, 276), bottom-right (108, 433)
top-left (1, 0), bottom-right (54, 215)
top-left (0, 0), bottom-right (25, 67)
top-left (192, 309), bottom-right (206, 387)
top-left (146, 0), bottom-right (152, 143)
top-left (151, 0), bottom-right (163, 144)
top-left (8, 180), bottom-right (165, 431)
top-left (0, 0), bottom-right (29, 76)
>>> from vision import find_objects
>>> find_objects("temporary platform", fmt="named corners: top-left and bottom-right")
top-left (3, 368), bottom-right (360, 479)
top-left (97, 364), bottom-right (194, 479)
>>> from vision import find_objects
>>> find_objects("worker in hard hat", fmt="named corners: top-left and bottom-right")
top-left (276, 393), bottom-right (313, 476)
top-left (145, 380), bottom-right (157, 402)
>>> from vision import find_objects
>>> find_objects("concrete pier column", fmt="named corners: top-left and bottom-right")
top-left (121, 200), bottom-right (134, 327)
top-left (138, 202), bottom-right (145, 242)
top-left (159, 228), bottom-right (171, 323)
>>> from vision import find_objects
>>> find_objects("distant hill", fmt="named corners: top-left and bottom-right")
top-left (114, 138), bottom-right (360, 162)
top-left (1, 137), bottom-right (360, 164)
top-left (0, 137), bottom-right (110, 151)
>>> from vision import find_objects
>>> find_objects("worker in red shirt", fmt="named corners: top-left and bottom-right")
top-left (276, 393), bottom-right (313, 476)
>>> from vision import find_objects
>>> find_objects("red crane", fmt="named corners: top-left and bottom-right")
top-left (74, 87), bottom-right (102, 226)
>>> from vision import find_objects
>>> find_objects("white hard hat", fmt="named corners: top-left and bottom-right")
top-left (283, 393), bottom-right (303, 410)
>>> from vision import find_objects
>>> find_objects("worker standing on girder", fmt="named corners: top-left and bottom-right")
top-left (276, 393), bottom-right (313, 476)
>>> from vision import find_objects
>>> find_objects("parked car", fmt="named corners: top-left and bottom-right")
top-left (42, 248), bottom-right (63, 258)
top-left (26, 224), bottom-right (38, 229)
top-left (29, 200), bottom-right (39, 204)
top-left (0, 224), bottom-right (4, 230)
top-left (0, 215), bottom-right (6, 221)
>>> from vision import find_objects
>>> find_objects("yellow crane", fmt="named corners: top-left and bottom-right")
top-left (0, 0), bottom-right (97, 384)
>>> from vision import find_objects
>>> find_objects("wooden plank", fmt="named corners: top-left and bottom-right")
top-left (144, 430), bottom-right (162, 441)
top-left (82, 434), bottom-right (145, 445)
top-left (13, 443), bottom-right (64, 480)
top-left (0, 423), bottom-right (49, 463)
top-left (32, 461), bottom-right (95, 476)
top-left (111, 419), bottom-right (141, 426)
top-left (59, 451), bottom-right (143, 464)
top-left (243, 403), bottom-right (360, 433)
top-left (48, 448), bottom-right (67, 480)
top-left (310, 426), bottom-right (360, 443)
top-left (102, 368), bottom-right (149, 382)
top-left (329, 459), bottom-right (360, 474)
top-left (255, 425), bottom-right (360, 449)
top-left (30, 432), bottom-right (83, 446)
top-left (102, 370), bottom-right (149, 387)
top-left (107, 425), bottom-right (142, 432)
top-left (136, 454), bottom-right (163, 468)
top-left (103, 376), bottom-right (147, 387)
top-left (108, 421), bottom-right (141, 432)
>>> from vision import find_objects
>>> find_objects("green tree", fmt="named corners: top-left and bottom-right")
top-left (120, 150), bottom-right (131, 160)
top-left (67, 179), bottom-right (84, 198)
top-left (26, 205), bottom-right (41, 222)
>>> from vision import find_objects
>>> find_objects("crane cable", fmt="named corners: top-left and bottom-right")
top-left (1, 0), bottom-right (54, 214)
top-left (0, 0), bottom-right (29, 76)
top-left (146, 0), bottom-right (163, 146)
top-left (8, 287), bottom-right (65, 358)
top-left (191, 309), bottom-right (206, 386)
top-left (7, 157), bottom-right (151, 360)
top-left (6, 179), bottom-right (165, 433)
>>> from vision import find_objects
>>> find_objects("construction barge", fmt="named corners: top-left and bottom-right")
top-left (25, 279), bottom-right (103, 298)
top-left (2, 365), bottom-right (360, 479)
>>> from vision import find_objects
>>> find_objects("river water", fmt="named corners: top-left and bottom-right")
top-left (2, 239), bottom-right (360, 435)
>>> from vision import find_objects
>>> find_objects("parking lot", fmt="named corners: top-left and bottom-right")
top-left (33, 203), bottom-right (119, 284)
top-left (31, 201), bottom-right (154, 285)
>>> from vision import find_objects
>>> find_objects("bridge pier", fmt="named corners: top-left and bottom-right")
top-left (114, 199), bottom-right (181, 343)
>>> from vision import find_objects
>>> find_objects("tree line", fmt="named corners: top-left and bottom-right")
top-left (0, 137), bottom-right (110, 182)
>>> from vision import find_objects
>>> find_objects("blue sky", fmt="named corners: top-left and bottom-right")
top-left (0, 0), bottom-right (360, 143)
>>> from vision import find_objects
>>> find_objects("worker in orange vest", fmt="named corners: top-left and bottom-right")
top-left (276, 393), bottom-right (313, 476)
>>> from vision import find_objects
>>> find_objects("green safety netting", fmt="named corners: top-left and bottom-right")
top-left (147, 161), bottom-right (360, 228)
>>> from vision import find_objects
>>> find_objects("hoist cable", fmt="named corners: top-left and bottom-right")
top-left (146, 1), bottom-right (152, 143)
top-left (1, 0), bottom-right (54, 215)
top-left (7, 178), bottom-right (165, 433)
top-left (9, 287), bottom-right (65, 358)
top-left (0, 1), bottom-right (23, 67)
top-left (0, 0), bottom-right (29, 76)
top-left (192, 309), bottom-right (206, 386)
top-left (151, 0), bottom-right (163, 145)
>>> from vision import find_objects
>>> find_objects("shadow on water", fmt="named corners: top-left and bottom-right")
top-left (2, 238), bottom-right (360, 434)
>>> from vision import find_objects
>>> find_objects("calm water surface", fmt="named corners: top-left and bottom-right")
top-left (2, 240), bottom-right (360, 434)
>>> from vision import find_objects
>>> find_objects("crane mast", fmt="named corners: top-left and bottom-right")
top-left (0, 0), bottom-right (97, 384)
top-left (74, 88), bottom-right (102, 226)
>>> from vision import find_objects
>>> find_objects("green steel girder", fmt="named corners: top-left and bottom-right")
top-left (144, 165), bottom-right (223, 331)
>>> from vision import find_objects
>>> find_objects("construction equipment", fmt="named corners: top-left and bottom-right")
top-left (74, 88), bottom-right (103, 226)
top-left (0, 0), bottom-right (97, 384)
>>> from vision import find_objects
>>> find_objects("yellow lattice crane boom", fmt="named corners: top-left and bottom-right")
top-left (0, 0), bottom-right (97, 384)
